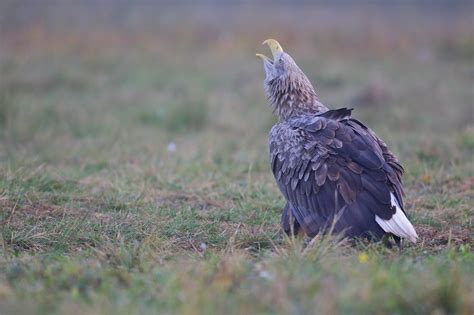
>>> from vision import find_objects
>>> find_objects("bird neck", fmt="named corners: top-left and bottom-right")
top-left (266, 75), bottom-right (328, 121)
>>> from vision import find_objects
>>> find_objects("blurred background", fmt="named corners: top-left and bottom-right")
top-left (0, 0), bottom-right (473, 198)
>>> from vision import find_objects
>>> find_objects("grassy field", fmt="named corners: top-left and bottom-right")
top-left (0, 5), bottom-right (473, 315)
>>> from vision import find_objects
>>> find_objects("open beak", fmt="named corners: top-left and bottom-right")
top-left (255, 53), bottom-right (271, 63)
top-left (256, 39), bottom-right (284, 63)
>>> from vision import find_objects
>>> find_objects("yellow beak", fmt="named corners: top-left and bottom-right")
top-left (255, 53), bottom-right (269, 61)
top-left (256, 38), bottom-right (284, 61)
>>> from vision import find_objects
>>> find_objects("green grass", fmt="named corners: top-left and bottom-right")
top-left (0, 15), bottom-right (473, 314)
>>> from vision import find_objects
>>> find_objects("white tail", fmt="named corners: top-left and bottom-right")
top-left (375, 193), bottom-right (418, 243)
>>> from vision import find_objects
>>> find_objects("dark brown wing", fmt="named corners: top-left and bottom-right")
top-left (269, 110), bottom-right (404, 239)
top-left (345, 118), bottom-right (405, 205)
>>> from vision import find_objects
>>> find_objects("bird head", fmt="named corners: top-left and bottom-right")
top-left (257, 39), bottom-right (326, 120)
top-left (256, 39), bottom-right (303, 82)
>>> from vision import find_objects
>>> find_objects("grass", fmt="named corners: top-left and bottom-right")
top-left (0, 6), bottom-right (473, 314)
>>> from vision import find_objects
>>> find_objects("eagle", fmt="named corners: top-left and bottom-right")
top-left (256, 39), bottom-right (417, 244)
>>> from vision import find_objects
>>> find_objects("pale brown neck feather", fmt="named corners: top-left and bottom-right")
top-left (265, 70), bottom-right (328, 121)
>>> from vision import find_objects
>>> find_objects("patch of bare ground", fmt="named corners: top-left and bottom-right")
top-left (416, 224), bottom-right (472, 251)
top-left (1, 196), bottom-right (67, 218)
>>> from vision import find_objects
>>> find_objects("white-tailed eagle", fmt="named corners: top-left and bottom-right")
top-left (257, 39), bottom-right (417, 244)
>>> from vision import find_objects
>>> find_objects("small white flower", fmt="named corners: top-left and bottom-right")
top-left (167, 142), bottom-right (176, 153)
top-left (259, 270), bottom-right (272, 280)
top-left (199, 242), bottom-right (207, 251)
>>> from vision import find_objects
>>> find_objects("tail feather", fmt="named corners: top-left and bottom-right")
top-left (375, 193), bottom-right (418, 243)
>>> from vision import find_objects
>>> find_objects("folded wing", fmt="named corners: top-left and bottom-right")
top-left (269, 109), bottom-right (417, 242)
